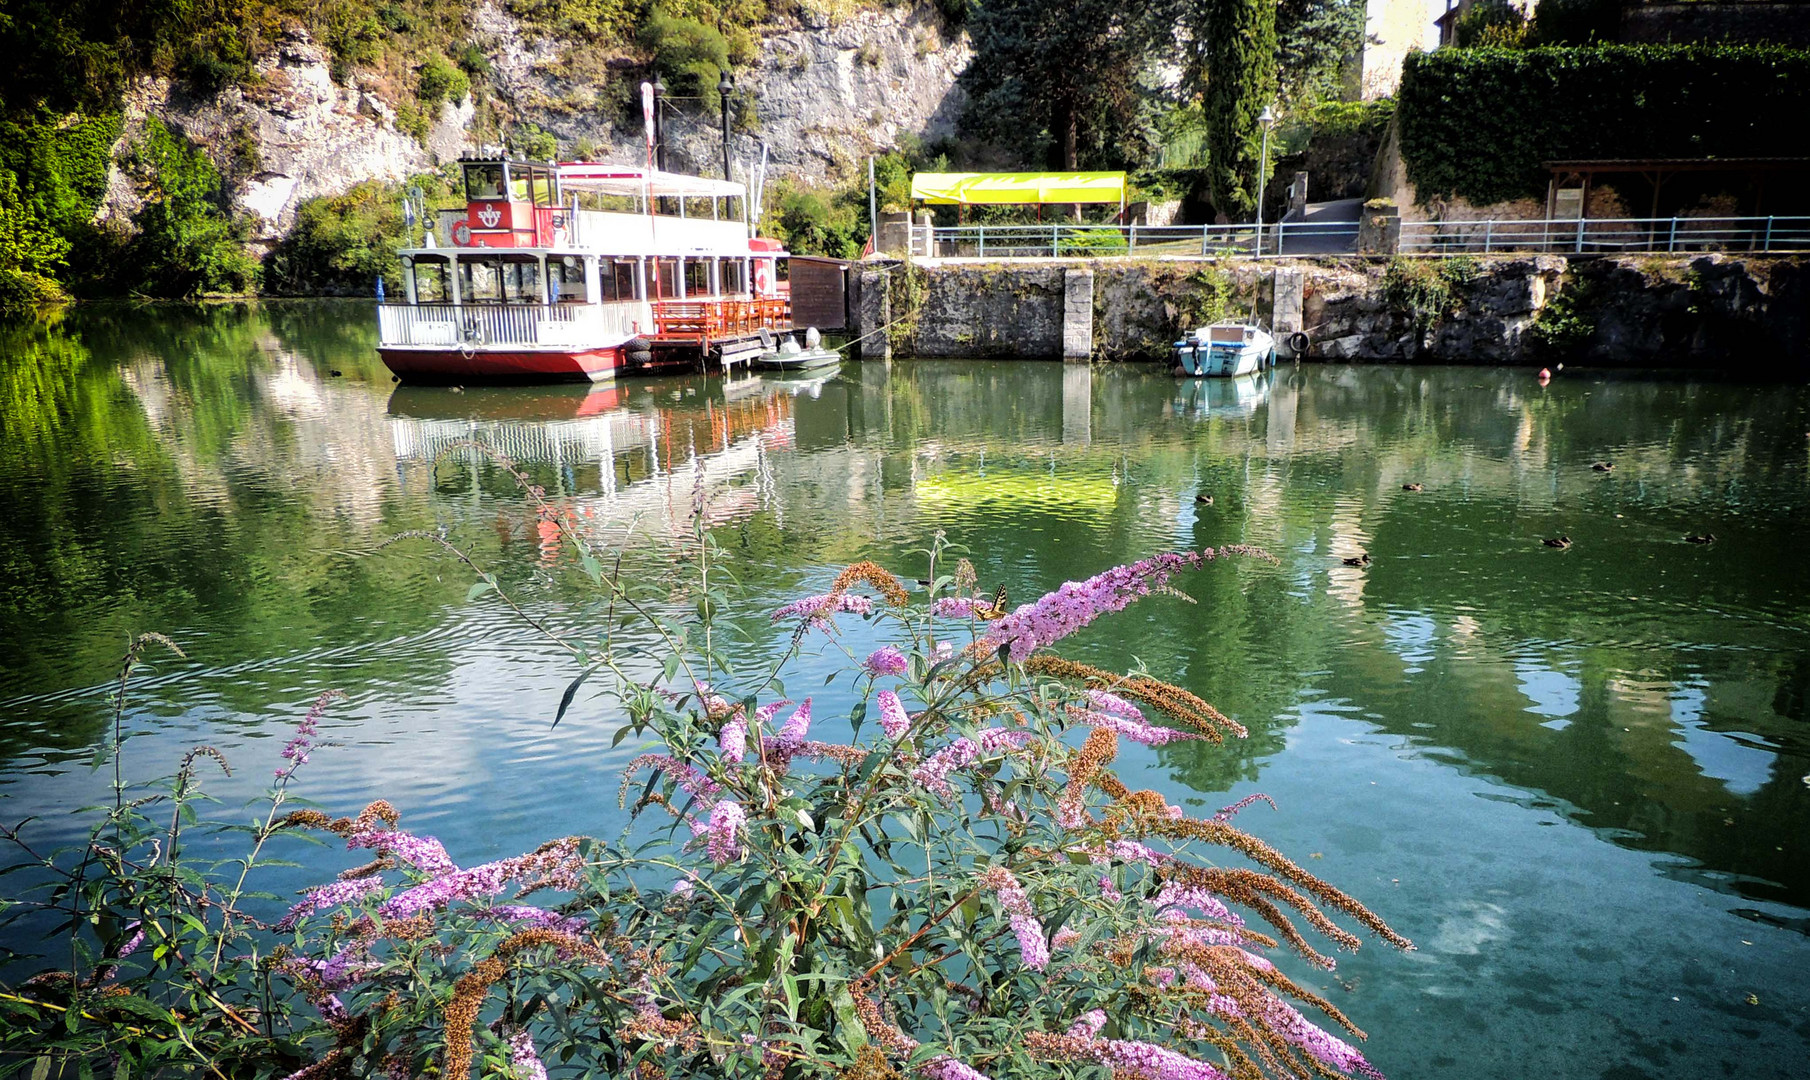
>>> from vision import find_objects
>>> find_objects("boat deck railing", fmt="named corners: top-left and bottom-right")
top-left (377, 301), bottom-right (649, 349)
top-left (650, 297), bottom-right (792, 348)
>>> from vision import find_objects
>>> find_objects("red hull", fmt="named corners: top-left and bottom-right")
top-left (378, 347), bottom-right (621, 384)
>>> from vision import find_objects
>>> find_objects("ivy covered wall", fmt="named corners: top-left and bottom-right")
top-left (1397, 45), bottom-right (1810, 206)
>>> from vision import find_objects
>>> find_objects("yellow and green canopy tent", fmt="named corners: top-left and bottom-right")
top-left (909, 172), bottom-right (1127, 208)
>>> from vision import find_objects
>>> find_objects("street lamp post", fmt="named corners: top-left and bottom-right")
top-left (1253, 103), bottom-right (1277, 257)
top-left (718, 71), bottom-right (735, 183)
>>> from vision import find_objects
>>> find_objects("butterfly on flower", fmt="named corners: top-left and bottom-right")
top-left (974, 584), bottom-right (1010, 621)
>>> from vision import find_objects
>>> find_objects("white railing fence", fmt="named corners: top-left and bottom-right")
top-left (377, 302), bottom-right (650, 349)
top-left (1399, 216), bottom-right (1810, 255)
top-left (913, 221), bottom-right (1358, 258)
top-left (901, 215), bottom-right (1810, 259)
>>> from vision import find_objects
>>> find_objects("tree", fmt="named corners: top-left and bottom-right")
top-left (1275, 0), bottom-right (1365, 106)
top-left (960, 0), bottom-right (1172, 172)
top-left (1195, 0), bottom-right (1278, 219)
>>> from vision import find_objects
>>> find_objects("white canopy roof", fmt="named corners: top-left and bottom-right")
top-left (555, 164), bottom-right (745, 199)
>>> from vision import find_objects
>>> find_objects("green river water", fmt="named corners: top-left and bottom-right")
top-left (2, 302), bottom-right (1808, 1078)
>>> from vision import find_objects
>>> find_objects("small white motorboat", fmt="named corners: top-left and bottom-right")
top-left (753, 327), bottom-right (841, 372)
top-left (1174, 321), bottom-right (1277, 378)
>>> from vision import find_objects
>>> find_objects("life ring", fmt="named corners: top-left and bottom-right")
top-left (1287, 331), bottom-right (1310, 356)
top-left (753, 260), bottom-right (773, 295)
top-left (452, 221), bottom-right (472, 247)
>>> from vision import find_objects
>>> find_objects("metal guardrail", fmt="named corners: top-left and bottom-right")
top-left (906, 215), bottom-right (1810, 259)
top-left (1399, 216), bottom-right (1810, 255)
top-left (916, 222), bottom-right (1360, 259)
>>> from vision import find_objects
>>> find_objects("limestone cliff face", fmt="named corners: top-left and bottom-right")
top-left (105, 4), bottom-right (970, 243)
top-left (108, 35), bottom-right (470, 245)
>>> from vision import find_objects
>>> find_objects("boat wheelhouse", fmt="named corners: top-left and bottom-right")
top-left (377, 156), bottom-right (793, 384)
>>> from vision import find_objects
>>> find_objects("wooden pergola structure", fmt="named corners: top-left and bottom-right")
top-left (1545, 158), bottom-right (1810, 220)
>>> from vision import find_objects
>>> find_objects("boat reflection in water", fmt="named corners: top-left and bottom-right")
top-left (1171, 370), bottom-right (1271, 421)
top-left (385, 379), bottom-right (796, 546)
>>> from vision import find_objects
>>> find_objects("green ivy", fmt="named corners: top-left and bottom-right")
top-left (1398, 45), bottom-right (1810, 205)
top-left (1382, 256), bottom-right (1478, 338)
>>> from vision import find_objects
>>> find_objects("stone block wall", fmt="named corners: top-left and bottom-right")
top-left (857, 254), bottom-right (1809, 373)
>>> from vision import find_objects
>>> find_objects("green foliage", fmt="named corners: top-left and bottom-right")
top-left (1453, 0), bottom-right (1528, 48)
top-left (507, 120), bottom-right (559, 161)
top-left (506, 0), bottom-right (637, 43)
top-left (1303, 98), bottom-right (1393, 139)
top-left (118, 118), bottom-right (258, 297)
top-left (264, 179), bottom-right (428, 295)
top-left (768, 183), bottom-right (865, 259)
top-left (643, 8), bottom-right (732, 110)
top-left (1382, 255), bottom-right (1478, 339)
top-left (960, 0), bottom-right (1168, 170)
top-left (1527, 274), bottom-right (1598, 356)
top-left (1199, 0), bottom-right (1279, 219)
top-left (0, 172), bottom-right (72, 319)
top-left (417, 53), bottom-right (471, 109)
top-left (1398, 45), bottom-right (1810, 205)
top-left (1529, 0), bottom-right (1624, 46)
top-left (1275, 0), bottom-right (1364, 107)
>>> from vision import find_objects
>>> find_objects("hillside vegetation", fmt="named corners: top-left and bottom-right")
top-left (0, 0), bottom-right (1367, 311)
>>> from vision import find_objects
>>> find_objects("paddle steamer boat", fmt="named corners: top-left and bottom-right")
top-left (376, 156), bottom-right (792, 383)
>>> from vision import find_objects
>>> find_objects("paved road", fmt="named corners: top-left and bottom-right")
top-left (1276, 197), bottom-right (1363, 255)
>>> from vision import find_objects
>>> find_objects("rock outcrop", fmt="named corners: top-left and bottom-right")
top-left (108, 34), bottom-right (471, 245)
top-left (103, 4), bottom-right (972, 245)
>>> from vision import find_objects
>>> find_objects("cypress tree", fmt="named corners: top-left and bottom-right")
top-left (1200, 0), bottom-right (1278, 219)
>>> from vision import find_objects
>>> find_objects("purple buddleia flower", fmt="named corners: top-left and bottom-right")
top-left (931, 596), bottom-right (986, 618)
top-left (318, 942), bottom-right (381, 990)
top-left (694, 799), bottom-right (745, 864)
top-left (275, 690), bottom-right (343, 780)
top-left (347, 828), bottom-right (457, 877)
top-left (378, 838), bottom-right (584, 920)
top-left (876, 689), bottom-right (911, 739)
top-left (1148, 880), bottom-right (1242, 925)
top-left (718, 712), bottom-right (749, 762)
top-left (117, 922), bottom-right (145, 959)
top-left (979, 866), bottom-right (1049, 971)
top-left (484, 905), bottom-right (589, 934)
top-left (771, 593), bottom-right (873, 630)
top-left (623, 754), bottom-right (723, 805)
top-left (1069, 1009), bottom-right (1108, 1038)
top-left (862, 646), bottom-right (909, 677)
top-left (979, 553), bottom-right (1205, 663)
top-left (1097, 1038), bottom-right (1232, 1080)
top-left (670, 878), bottom-right (695, 898)
top-left (1213, 792), bottom-right (1278, 822)
top-left (777, 698), bottom-right (812, 744)
top-left (507, 1028), bottom-right (549, 1080)
top-left (912, 729), bottom-right (1039, 800)
top-left (1067, 705), bottom-right (1201, 747)
top-left (276, 876), bottom-right (387, 931)
top-left (922, 1057), bottom-right (992, 1080)
top-left (1086, 689), bottom-right (1145, 720)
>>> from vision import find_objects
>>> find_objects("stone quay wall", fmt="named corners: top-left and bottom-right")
top-left (850, 255), bottom-right (1810, 373)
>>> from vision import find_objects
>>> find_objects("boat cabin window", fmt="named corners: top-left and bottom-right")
top-left (684, 259), bottom-right (711, 297)
top-left (720, 260), bottom-right (745, 295)
top-left (464, 163), bottom-right (506, 202)
top-left (1208, 326), bottom-right (1248, 344)
top-left (601, 259), bottom-right (640, 302)
top-left (548, 256), bottom-right (586, 303)
top-left (509, 165), bottom-right (559, 206)
top-left (459, 254), bottom-right (542, 304)
top-left (409, 255), bottom-right (450, 303)
top-left (653, 257), bottom-right (680, 299)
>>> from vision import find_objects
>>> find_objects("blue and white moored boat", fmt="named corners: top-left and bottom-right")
top-left (1174, 321), bottom-right (1277, 377)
